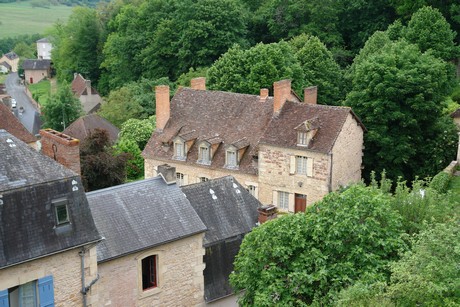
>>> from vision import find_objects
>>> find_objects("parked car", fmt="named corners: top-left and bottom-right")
top-left (11, 98), bottom-right (16, 108)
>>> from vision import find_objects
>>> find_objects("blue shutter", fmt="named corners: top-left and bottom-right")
top-left (0, 289), bottom-right (8, 307)
top-left (38, 276), bottom-right (54, 307)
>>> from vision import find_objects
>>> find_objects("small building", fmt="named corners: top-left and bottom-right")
top-left (0, 129), bottom-right (102, 306)
top-left (0, 103), bottom-right (37, 148)
top-left (63, 113), bottom-right (120, 144)
top-left (71, 73), bottom-right (102, 114)
top-left (37, 38), bottom-right (52, 60)
top-left (87, 175), bottom-right (207, 306)
top-left (182, 175), bottom-right (260, 305)
top-left (0, 51), bottom-right (19, 72)
top-left (23, 59), bottom-right (51, 84)
top-left (0, 61), bottom-right (11, 73)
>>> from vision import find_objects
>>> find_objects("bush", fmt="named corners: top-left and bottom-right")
top-left (429, 171), bottom-right (451, 193)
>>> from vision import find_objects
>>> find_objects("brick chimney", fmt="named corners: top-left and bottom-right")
top-left (257, 205), bottom-right (278, 224)
top-left (273, 80), bottom-right (291, 114)
top-left (260, 88), bottom-right (269, 102)
top-left (157, 164), bottom-right (176, 184)
top-left (191, 77), bottom-right (206, 90)
top-left (155, 85), bottom-right (170, 132)
top-left (304, 86), bottom-right (317, 104)
top-left (85, 80), bottom-right (92, 96)
top-left (39, 128), bottom-right (81, 174)
top-left (73, 73), bottom-right (78, 80)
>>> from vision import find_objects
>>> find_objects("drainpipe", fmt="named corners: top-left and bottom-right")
top-left (80, 245), bottom-right (100, 307)
top-left (328, 152), bottom-right (333, 193)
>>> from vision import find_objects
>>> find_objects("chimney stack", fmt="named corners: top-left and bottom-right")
top-left (191, 77), bottom-right (206, 90)
top-left (39, 129), bottom-right (81, 174)
top-left (157, 164), bottom-right (176, 184)
top-left (260, 88), bottom-right (269, 102)
top-left (273, 80), bottom-right (291, 115)
top-left (257, 205), bottom-right (278, 224)
top-left (155, 85), bottom-right (170, 132)
top-left (304, 86), bottom-right (317, 104)
top-left (85, 80), bottom-right (92, 96)
top-left (73, 73), bottom-right (78, 80)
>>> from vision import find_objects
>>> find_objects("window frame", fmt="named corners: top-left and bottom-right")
top-left (53, 199), bottom-right (70, 226)
top-left (247, 185), bottom-right (257, 199)
top-left (297, 131), bottom-right (307, 146)
top-left (176, 172), bottom-right (185, 186)
top-left (226, 150), bottom-right (238, 168)
top-left (198, 144), bottom-right (211, 164)
top-left (278, 191), bottom-right (289, 210)
top-left (174, 140), bottom-right (186, 160)
top-left (199, 177), bottom-right (209, 183)
top-left (142, 255), bottom-right (158, 291)
top-left (296, 156), bottom-right (308, 175)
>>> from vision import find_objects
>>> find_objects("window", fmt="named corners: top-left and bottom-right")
top-left (226, 150), bottom-right (237, 167)
top-left (290, 156), bottom-right (313, 177)
top-left (297, 132), bottom-right (307, 145)
top-left (278, 191), bottom-right (289, 210)
top-left (296, 156), bottom-right (308, 175)
top-left (174, 141), bottom-right (185, 160)
top-left (0, 276), bottom-right (54, 307)
top-left (53, 199), bottom-right (69, 225)
top-left (176, 173), bottom-right (185, 186)
top-left (247, 185), bottom-right (257, 198)
top-left (142, 255), bottom-right (158, 290)
top-left (199, 177), bottom-right (209, 182)
top-left (199, 145), bottom-right (210, 164)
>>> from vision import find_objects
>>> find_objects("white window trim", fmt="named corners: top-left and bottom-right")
top-left (297, 131), bottom-right (307, 146)
top-left (174, 141), bottom-right (186, 160)
top-left (290, 155), bottom-right (313, 177)
top-left (226, 150), bottom-right (238, 168)
top-left (198, 144), bottom-right (211, 164)
top-left (246, 183), bottom-right (258, 199)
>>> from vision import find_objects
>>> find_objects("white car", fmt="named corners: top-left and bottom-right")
top-left (11, 98), bottom-right (16, 108)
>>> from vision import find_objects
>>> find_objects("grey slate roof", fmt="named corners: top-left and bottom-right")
top-left (181, 176), bottom-right (260, 247)
top-left (86, 177), bottom-right (207, 262)
top-left (22, 59), bottom-right (51, 70)
top-left (0, 130), bottom-right (101, 268)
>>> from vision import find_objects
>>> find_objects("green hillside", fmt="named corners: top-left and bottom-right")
top-left (0, 1), bottom-right (73, 39)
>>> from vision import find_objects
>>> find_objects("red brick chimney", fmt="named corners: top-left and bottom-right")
top-left (260, 88), bottom-right (269, 102)
top-left (39, 128), bottom-right (81, 174)
top-left (191, 77), bottom-right (206, 90)
top-left (273, 80), bottom-right (291, 114)
top-left (304, 86), bottom-right (317, 104)
top-left (257, 205), bottom-right (278, 224)
top-left (155, 85), bottom-right (170, 132)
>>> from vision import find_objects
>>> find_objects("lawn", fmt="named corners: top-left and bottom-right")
top-left (0, 1), bottom-right (73, 38)
top-left (0, 74), bottom-right (7, 84)
top-left (28, 79), bottom-right (51, 105)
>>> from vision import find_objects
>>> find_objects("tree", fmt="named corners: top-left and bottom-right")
top-left (41, 83), bottom-right (82, 131)
top-left (80, 129), bottom-right (129, 191)
top-left (231, 184), bottom-right (404, 306)
top-left (345, 40), bottom-right (456, 182)
top-left (114, 138), bottom-right (144, 180)
top-left (118, 116), bottom-right (155, 150)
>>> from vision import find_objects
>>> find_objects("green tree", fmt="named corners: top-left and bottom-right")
top-left (13, 41), bottom-right (35, 58)
top-left (118, 116), bottom-right (155, 150)
top-left (80, 129), bottom-right (129, 191)
top-left (231, 184), bottom-right (404, 306)
top-left (41, 83), bottom-right (82, 131)
top-left (345, 40), bottom-right (456, 182)
top-left (114, 138), bottom-right (144, 180)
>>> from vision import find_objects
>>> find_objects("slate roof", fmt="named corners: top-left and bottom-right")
top-left (0, 61), bottom-right (11, 70)
top-left (63, 114), bottom-right (119, 144)
top-left (0, 104), bottom-right (37, 143)
top-left (0, 130), bottom-right (101, 268)
top-left (86, 177), bottom-right (207, 263)
top-left (22, 59), bottom-right (51, 70)
top-left (181, 176), bottom-right (259, 247)
top-left (3, 51), bottom-right (18, 61)
top-left (143, 87), bottom-right (365, 174)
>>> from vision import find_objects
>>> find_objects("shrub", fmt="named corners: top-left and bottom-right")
top-left (429, 171), bottom-right (451, 193)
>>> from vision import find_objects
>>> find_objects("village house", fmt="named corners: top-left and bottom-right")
top-left (143, 78), bottom-right (365, 211)
top-left (0, 103), bottom-right (37, 148)
top-left (0, 51), bottom-right (19, 72)
top-left (23, 59), bottom-right (51, 84)
top-left (71, 73), bottom-right (102, 114)
top-left (0, 61), bottom-right (11, 73)
top-left (63, 113), bottom-right (120, 145)
top-left (0, 129), bottom-right (102, 306)
top-left (37, 38), bottom-right (52, 60)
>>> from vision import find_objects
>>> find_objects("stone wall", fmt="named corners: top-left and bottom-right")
top-left (97, 233), bottom-right (206, 307)
top-left (0, 245), bottom-right (99, 306)
top-left (331, 113), bottom-right (364, 190)
top-left (25, 69), bottom-right (48, 84)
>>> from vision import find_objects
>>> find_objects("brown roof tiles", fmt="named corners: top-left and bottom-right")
top-left (0, 103), bottom-right (37, 143)
top-left (63, 114), bottom-right (119, 144)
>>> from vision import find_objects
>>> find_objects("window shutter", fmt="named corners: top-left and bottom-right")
top-left (38, 276), bottom-right (55, 307)
top-left (307, 158), bottom-right (313, 177)
top-left (289, 156), bottom-right (296, 174)
top-left (183, 174), bottom-right (189, 185)
top-left (0, 289), bottom-right (8, 307)
top-left (272, 191), bottom-right (277, 206)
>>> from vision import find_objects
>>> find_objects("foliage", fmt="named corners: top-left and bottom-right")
top-left (429, 171), bottom-right (452, 194)
top-left (41, 82), bottom-right (81, 131)
top-left (27, 79), bottom-right (51, 105)
top-left (114, 138), bottom-right (143, 180)
top-left (387, 222), bottom-right (460, 306)
top-left (80, 128), bottom-right (129, 191)
top-left (13, 41), bottom-right (36, 58)
top-left (231, 184), bottom-right (404, 306)
top-left (345, 40), bottom-right (456, 182)
top-left (176, 67), bottom-right (208, 87)
top-left (118, 116), bottom-right (155, 150)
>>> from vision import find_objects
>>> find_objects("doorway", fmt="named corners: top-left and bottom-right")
top-left (295, 194), bottom-right (307, 213)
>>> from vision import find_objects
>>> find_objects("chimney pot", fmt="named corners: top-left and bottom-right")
top-left (273, 79), bottom-right (291, 114)
top-left (304, 86), bottom-right (317, 104)
top-left (39, 128), bottom-right (81, 174)
top-left (191, 77), bottom-right (206, 90)
top-left (257, 205), bottom-right (278, 224)
top-left (260, 88), bottom-right (269, 102)
top-left (155, 85), bottom-right (170, 132)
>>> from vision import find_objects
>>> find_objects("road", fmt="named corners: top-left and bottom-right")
top-left (5, 72), bottom-right (41, 135)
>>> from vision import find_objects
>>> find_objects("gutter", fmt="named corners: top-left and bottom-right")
top-left (328, 152), bottom-right (333, 193)
top-left (80, 241), bottom-right (102, 307)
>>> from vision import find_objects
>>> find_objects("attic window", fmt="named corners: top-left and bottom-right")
top-left (53, 199), bottom-right (69, 225)
top-left (226, 150), bottom-right (238, 168)
top-left (198, 144), bottom-right (211, 165)
top-left (174, 140), bottom-right (186, 160)
top-left (298, 132), bottom-right (307, 145)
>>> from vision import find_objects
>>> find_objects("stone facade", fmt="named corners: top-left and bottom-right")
top-left (25, 69), bottom-right (49, 84)
top-left (97, 233), bottom-right (206, 307)
top-left (0, 245), bottom-right (98, 307)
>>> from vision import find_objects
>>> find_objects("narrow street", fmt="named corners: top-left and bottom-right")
top-left (5, 72), bottom-right (42, 135)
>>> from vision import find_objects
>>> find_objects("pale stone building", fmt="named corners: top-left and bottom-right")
top-left (0, 129), bottom-right (102, 306)
top-left (23, 59), bottom-right (51, 84)
top-left (143, 78), bottom-right (365, 211)
top-left (0, 51), bottom-right (19, 72)
top-left (37, 38), bottom-right (52, 60)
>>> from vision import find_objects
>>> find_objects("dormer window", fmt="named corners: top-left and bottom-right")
top-left (295, 118), bottom-right (320, 147)
top-left (174, 140), bottom-right (186, 160)
top-left (297, 132), bottom-right (307, 145)
top-left (226, 150), bottom-right (237, 168)
top-left (198, 142), bottom-right (211, 165)
top-left (53, 199), bottom-right (69, 225)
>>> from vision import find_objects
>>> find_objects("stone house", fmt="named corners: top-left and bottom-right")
top-left (23, 59), bottom-right (51, 84)
top-left (71, 73), bottom-right (102, 114)
top-left (86, 173), bottom-right (207, 306)
top-left (63, 113), bottom-right (120, 145)
top-left (0, 51), bottom-right (19, 72)
top-left (0, 129), bottom-right (102, 306)
top-left (143, 78), bottom-right (365, 211)
top-left (181, 175), bottom-right (259, 305)
top-left (0, 61), bottom-right (11, 73)
top-left (37, 38), bottom-right (52, 60)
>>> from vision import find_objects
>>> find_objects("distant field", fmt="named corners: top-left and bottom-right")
top-left (0, 1), bottom-right (73, 39)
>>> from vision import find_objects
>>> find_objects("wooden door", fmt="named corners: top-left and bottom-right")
top-left (295, 194), bottom-right (306, 213)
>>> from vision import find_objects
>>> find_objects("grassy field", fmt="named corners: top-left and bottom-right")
top-left (28, 79), bottom-right (51, 105)
top-left (0, 1), bottom-right (73, 39)
top-left (448, 172), bottom-right (460, 205)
